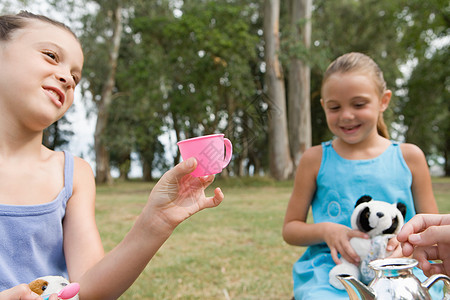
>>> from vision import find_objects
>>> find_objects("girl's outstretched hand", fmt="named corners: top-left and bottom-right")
top-left (0, 284), bottom-right (58, 300)
top-left (145, 157), bottom-right (224, 234)
top-left (323, 222), bottom-right (369, 265)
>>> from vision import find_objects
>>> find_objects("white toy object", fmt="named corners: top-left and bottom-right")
top-left (28, 276), bottom-right (79, 300)
top-left (328, 195), bottom-right (406, 290)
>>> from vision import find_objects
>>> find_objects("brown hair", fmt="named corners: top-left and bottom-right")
top-left (0, 11), bottom-right (77, 41)
top-left (321, 52), bottom-right (390, 139)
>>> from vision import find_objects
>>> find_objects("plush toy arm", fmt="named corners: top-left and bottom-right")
top-left (350, 237), bottom-right (371, 258)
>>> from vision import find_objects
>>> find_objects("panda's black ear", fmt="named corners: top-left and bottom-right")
top-left (397, 202), bottom-right (407, 219)
top-left (355, 195), bottom-right (372, 208)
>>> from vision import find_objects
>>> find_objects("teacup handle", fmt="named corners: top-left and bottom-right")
top-left (222, 138), bottom-right (233, 169)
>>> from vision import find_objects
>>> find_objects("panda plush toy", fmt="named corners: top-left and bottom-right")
top-left (329, 195), bottom-right (407, 290)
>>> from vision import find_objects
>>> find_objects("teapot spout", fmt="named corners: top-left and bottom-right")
top-left (337, 274), bottom-right (376, 300)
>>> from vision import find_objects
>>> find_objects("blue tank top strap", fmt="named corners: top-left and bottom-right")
top-left (62, 151), bottom-right (74, 201)
top-left (389, 142), bottom-right (412, 177)
top-left (322, 140), bottom-right (332, 147)
top-left (320, 141), bottom-right (333, 170)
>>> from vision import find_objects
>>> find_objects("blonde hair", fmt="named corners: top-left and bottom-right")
top-left (321, 52), bottom-right (390, 139)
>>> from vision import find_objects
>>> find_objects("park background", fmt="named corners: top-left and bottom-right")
top-left (2, 0), bottom-right (449, 298)
top-left (1, 0), bottom-right (448, 182)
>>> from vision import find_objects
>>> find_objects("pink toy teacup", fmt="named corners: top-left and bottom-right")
top-left (177, 134), bottom-right (232, 177)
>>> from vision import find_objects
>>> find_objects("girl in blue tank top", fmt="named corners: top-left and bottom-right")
top-left (0, 12), bottom-right (224, 299)
top-left (282, 53), bottom-right (440, 299)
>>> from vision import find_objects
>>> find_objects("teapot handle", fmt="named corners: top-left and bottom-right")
top-left (422, 274), bottom-right (450, 299)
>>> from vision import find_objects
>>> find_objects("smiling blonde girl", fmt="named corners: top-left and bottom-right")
top-left (282, 52), bottom-right (439, 299)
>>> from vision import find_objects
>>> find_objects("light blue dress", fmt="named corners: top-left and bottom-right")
top-left (292, 141), bottom-right (442, 299)
top-left (0, 151), bottom-right (73, 290)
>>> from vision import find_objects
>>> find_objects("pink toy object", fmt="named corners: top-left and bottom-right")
top-left (29, 276), bottom-right (80, 300)
top-left (177, 134), bottom-right (232, 177)
top-left (58, 282), bottom-right (80, 299)
top-left (42, 282), bottom-right (80, 300)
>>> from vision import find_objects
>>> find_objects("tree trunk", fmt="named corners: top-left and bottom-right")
top-left (118, 153), bottom-right (131, 181)
top-left (264, 0), bottom-right (294, 180)
top-left (238, 113), bottom-right (250, 177)
top-left (288, 0), bottom-right (312, 168)
top-left (223, 91), bottom-right (235, 178)
top-left (445, 133), bottom-right (450, 176)
top-left (171, 110), bottom-right (181, 165)
top-left (94, 5), bottom-right (123, 184)
top-left (142, 158), bottom-right (153, 182)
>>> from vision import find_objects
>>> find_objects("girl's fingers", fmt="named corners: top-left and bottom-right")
top-left (386, 237), bottom-right (399, 252)
top-left (401, 241), bottom-right (414, 257)
top-left (197, 174), bottom-right (215, 188)
top-left (330, 247), bottom-right (341, 265)
top-left (345, 249), bottom-right (360, 265)
top-left (349, 230), bottom-right (369, 239)
top-left (200, 188), bottom-right (224, 209)
top-left (165, 158), bottom-right (197, 183)
top-left (212, 187), bottom-right (224, 206)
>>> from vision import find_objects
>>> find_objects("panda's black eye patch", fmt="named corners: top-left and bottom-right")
top-left (383, 216), bottom-right (399, 234)
top-left (358, 207), bottom-right (373, 232)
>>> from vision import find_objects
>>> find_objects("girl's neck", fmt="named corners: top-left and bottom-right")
top-left (332, 134), bottom-right (391, 160)
top-left (0, 125), bottom-right (45, 161)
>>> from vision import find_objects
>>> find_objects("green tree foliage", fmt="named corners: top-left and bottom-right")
top-left (128, 1), bottom-right (264, 176)
top-left (397, 0), bottom-right (449, 59)
top-left (397, 0), bottom-right (449, 175)
top-left (402, 47), bottom-right (449, 175)
top-left (6, 0), bottom-right (447, 178)
top-left (42, 116), bottom-right (73, 150)
top-left (105, 2), bottom-right (171, 180)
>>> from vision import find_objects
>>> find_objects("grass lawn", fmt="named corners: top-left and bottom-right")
top-left (95, 176), bottom-right (450, 299)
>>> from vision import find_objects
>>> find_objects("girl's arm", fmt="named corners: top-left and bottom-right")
top-left (282, 145), bottom-right (322, 246)
top-left (400, 143), bottom-right (438, 214)
top-left (64, 157), bottom-right (223, 299)
top-left (282, 146), bottom-right (367, 265)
